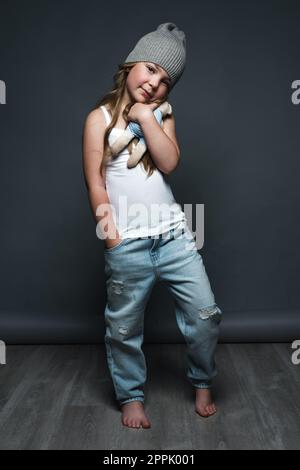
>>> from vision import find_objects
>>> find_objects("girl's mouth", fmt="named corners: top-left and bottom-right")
top-left (141, 88), bottom-right (151, 99)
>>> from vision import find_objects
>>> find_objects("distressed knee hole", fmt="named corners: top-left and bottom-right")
top-left (198, 304), bottom-right (222, 321)
top-left (111, 280), bottom-right (124, 295)
top-left (118, 326), bottom-right (128, 336)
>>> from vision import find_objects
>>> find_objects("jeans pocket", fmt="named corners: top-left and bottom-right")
top-left (104, 237), bottom-right (129, 253)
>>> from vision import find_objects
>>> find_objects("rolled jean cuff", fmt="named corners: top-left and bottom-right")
top-left (119, 397), bottom-right (144, 406)
top-left (191, 381), bottom-right (212, 389)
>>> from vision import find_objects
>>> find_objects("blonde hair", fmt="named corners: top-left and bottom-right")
top-left (91, 62), bottom-right (168, 178)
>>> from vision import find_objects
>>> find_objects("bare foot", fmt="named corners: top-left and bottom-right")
top-left (121, 400), bottom-right (151, 429)
top-left (195, 388), bottom-right (217, 417)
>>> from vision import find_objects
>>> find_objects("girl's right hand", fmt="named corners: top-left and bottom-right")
top-left (104, 235), bottom-right (123, 250)
top-left (127, 101), bottom-right (161, 124)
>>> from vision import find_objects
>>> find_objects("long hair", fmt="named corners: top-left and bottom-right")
top-left (91, 62), bottom-right (168, 178)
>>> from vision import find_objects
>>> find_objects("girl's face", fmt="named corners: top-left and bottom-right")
top-left (125, 62), bottom-right (170, 103)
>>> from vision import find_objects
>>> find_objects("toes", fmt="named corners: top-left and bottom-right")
top-left (206, 404), bottom-right (217, 415)
top-left (195, 398), bottom-right (218, 417)
top-left (134, 421), bottom-right (144, 428)
top-left (129, 419), bottom-right (143, 428)
top-left (122, 413), bottom-right (150, 428)
top-left (196, 407), bottom-right (209, 417)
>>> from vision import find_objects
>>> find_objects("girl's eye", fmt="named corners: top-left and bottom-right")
top-left (147, 65), bottom-right (169, 87)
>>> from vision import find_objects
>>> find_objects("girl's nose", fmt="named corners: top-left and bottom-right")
top-left (148, 80), bottom-right (159, 89)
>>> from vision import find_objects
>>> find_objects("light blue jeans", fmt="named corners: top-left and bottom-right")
top-left (103, 223), bottom-right (223, 408)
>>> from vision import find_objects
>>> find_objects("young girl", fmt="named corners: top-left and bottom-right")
top-left (82, 22), bottom-right (223, 429)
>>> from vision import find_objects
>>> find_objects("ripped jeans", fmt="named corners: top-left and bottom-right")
top-left (103, 223), bottom-right (223, 408)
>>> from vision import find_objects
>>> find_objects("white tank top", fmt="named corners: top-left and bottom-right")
top-left (100, 105), bottom-right (186, 238)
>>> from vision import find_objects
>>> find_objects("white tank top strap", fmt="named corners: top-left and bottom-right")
top-left (99, 105), bottom-right (112, 126)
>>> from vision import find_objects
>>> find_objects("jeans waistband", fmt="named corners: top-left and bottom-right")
top-left (142, 227), bottom-right (185, 239)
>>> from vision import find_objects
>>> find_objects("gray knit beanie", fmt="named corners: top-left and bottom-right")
top-left (123, 22), bottom-right (186, 90)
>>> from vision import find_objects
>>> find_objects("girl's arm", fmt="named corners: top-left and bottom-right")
top-left (82, 109), bottom-right (121, 246)
top-left (139, 110), bottom-right (180, 175)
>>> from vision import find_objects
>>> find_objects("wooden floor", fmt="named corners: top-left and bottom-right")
top-left (0, 343), bottom-right (299, 450)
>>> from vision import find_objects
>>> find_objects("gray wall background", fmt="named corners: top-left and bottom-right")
top-left (0, 0), bottom-right (299, 343)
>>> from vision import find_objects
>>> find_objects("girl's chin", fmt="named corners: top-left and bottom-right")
top-left (137, 96), bottom-right (150, 103)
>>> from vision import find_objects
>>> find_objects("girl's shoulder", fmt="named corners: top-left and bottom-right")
top-left (84, 107), bottom-right (108, 135)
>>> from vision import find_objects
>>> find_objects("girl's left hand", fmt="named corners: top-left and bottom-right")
top-left (127, 102), bottom-right (160, 124)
